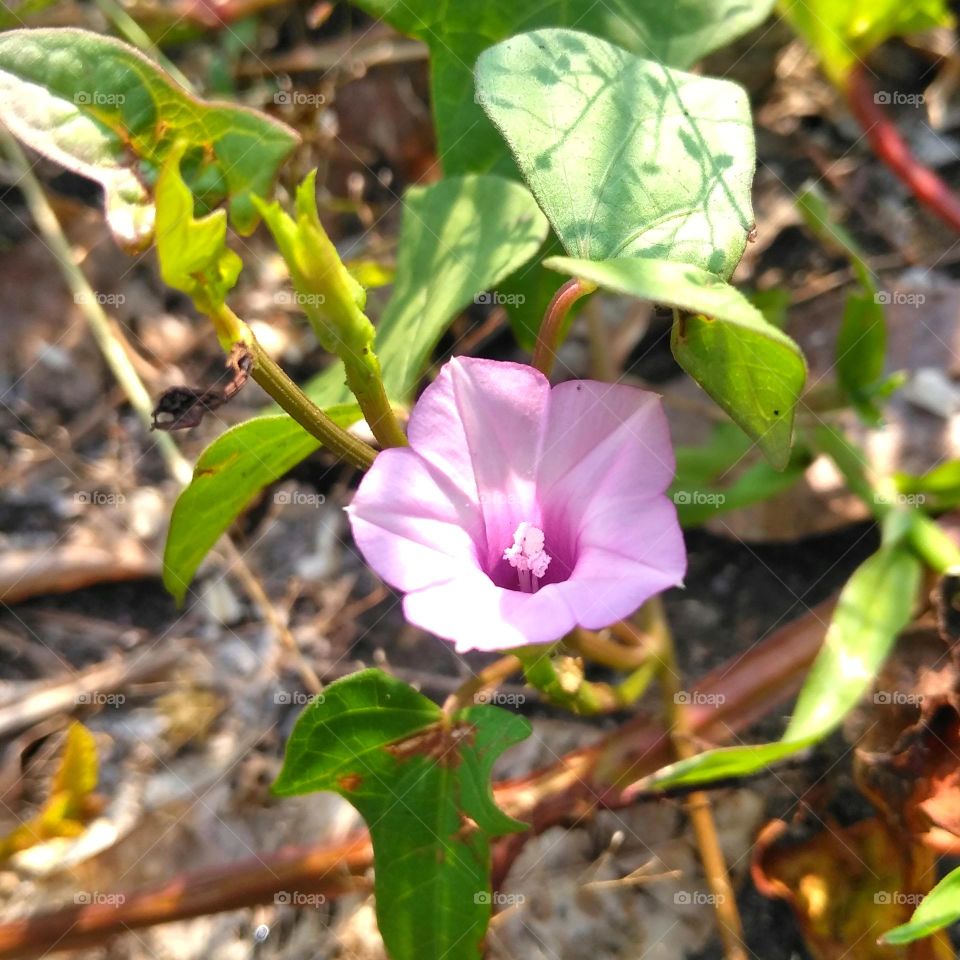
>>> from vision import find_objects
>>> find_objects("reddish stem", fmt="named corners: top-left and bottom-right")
top-left (845, 63), bottom-right (960, 232)
top-left (532, 278), bottom-right (595, 377)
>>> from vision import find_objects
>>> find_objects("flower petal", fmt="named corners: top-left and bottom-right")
top-left (537, 381), bottom-right (675, 515)
top-left (407, 356), bottom-right (552, 572)
top-left (347, 447), bottom-right (483, 593)
top-left (402, 575), bottom-right (577, 653)
top-left (557, 493), bottom-right (686, 629)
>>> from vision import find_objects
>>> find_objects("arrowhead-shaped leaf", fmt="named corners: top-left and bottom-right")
top-left (274, 670), bottom-right (531, 960)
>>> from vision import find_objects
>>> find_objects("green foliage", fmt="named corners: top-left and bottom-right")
top-left (895, 460), bottom-right (960, 511)
top-left (373, 175), bottom-right (548, 398)
top-left (797, 185), bottom-right (899, 423)
top-left (643, 541), bottom-right (921, 790)
top-left (155, 144), bottom-right (242, 318)
top-left (162, 407), bottom-right (359, 605)
top-left (882, 865), bottom-right (960, 945)
top-left (352, 0), bottom-right (775, 176)
top-left (780, 0), bottom-right (953, 84)
top-left (274, 670), bottom-right (530, 960)
top-left (255, 170), bottom-right (373, 356)
top-left (163, 175), bottom-right (546, 601)
top-left (475, 30), bottom-right (755, 273)
top-left (0, 28), bottom-right (298, 248)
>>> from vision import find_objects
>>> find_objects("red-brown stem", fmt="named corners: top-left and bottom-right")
top-left (0, 601), bottom-right (831, 958)
top-left (531, 277), bottom-right (595, 376)
top-left (845, 63), bottom-right (960, 232)
top-left (0, 835), bottom-right (373, 958)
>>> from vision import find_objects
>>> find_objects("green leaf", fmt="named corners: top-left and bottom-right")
top-left (163, 407), bottom-right (359, 605)
top-left (836, 291), bottom-right (888, 424)
top-left (475, 29), bottom-right (756, 276)
top-left (644, 544), bottom-right (920, 790)
top-left (352, 0), bottom-right (775, 176)
top-left (780, 0), bottom-right (953, 85)
top-left (797, 184), bottom-right (891, 423)
top-left (274, 669), bottom-right (531, 960)
top-left (0, 27), bottom-right (298, 248)
top-left (155, 144), bottom-right (242, 315)
top-left (882, 865), bottom-right (960, 945)
top-left (374, 175), bottom-right (548, 398)
top-left (896, 460), bottom-right (960, 511)
top-left (783, 545), bottom-right (921, 740)
top-left (546, 256), bottom-right (806, 470)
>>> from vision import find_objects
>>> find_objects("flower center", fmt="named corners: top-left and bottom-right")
top-left (503, 522), bottom-right (552, 593)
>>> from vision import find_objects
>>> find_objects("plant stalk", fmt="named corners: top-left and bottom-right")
top-left (532, 277), bottom-right (596, 377)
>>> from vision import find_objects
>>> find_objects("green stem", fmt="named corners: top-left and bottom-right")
top-left (246, 336), bottom-right (376, 471)
top-left (532, 278), bottom-right (596, 377)
top-left (514, 647), bottom-right (610, 715)
top-left (342, 351), bottom-right (409, 449)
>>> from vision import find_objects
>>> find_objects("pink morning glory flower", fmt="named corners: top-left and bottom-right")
top-left (346, 357), bottom-right (686, 653)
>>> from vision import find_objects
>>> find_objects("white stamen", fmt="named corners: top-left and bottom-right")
top-left (503, 522), bottom-right (551, 592)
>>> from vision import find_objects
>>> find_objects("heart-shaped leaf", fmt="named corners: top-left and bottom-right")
top-left (475, 29), bottom-right (756, 275)
top-left (0, 28), bottom-right (298, 249)
top-left (274, 669), bottom-right (530, 960)
top-left (546, 256), bottom-right (806, 470)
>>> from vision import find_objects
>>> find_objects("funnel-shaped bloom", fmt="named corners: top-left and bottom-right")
top-left (347, 357), bottom-right (685, 653)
